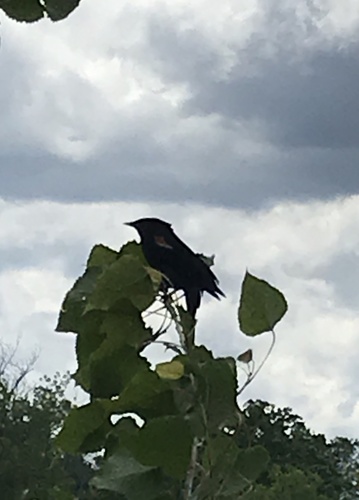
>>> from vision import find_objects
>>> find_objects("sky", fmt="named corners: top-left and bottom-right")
top-left (1, 0), bottom-right (359, 439)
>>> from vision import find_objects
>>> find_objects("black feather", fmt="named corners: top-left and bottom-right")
top-left (125, 217), bottom-right (225, 317)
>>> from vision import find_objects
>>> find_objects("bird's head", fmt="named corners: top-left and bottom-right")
top-left (125, 217), bottom-right (172, 239)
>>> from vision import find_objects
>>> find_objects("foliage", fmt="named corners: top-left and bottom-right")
top-left (0, 0), bottom-right (81, 23)
top-left (236, 400), bottom-right (359, 499)
top-left (246, 466), bottom-right (330, 500)
top-left (0, 369), bottom-right (93, 499)
top-left (55, 241), bottom-right (288, 498)
top-left (238, 272), bottom-right (287, 336)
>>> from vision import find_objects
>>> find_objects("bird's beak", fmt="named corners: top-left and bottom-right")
top-left (124, 221), bottom-right (135, 227)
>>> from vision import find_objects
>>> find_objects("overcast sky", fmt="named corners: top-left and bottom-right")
top-left (1, 0), bottom-right (359, 439)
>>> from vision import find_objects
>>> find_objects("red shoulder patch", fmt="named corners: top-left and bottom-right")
top-left (154, 235), bottom-right (173, 249)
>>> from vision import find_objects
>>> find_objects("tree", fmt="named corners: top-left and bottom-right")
top-left (236, 400), bottom-right (359, 499)
top-left (247, 466), bottom-right (330, 500)
top-left (0, 344), bottom-right (94, 500)
top-left (55, 241), bottom-right (287, 499)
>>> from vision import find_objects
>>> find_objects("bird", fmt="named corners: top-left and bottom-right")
top-left (125, 217), bottom-right (225, 317)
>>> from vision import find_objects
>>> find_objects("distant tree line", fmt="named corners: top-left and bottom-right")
top-left (0, 348), bottom-right (357, 499)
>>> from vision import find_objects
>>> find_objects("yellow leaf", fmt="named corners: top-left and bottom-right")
top-left (156, 360), bottom-right (184, 380)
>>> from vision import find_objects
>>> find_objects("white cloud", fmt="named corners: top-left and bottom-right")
top-left (1, 0), bottom-right (359, 441)
top-left (318, 0), bottom-right (359, 37)
top-left (0, 196), bottom-right (359, 438)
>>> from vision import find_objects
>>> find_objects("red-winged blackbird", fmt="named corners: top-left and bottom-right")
top-left (125, 217), bottom-right (225, 317)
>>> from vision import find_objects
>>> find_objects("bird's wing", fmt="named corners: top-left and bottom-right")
top-left (166, 230), bottom-right (225, 297)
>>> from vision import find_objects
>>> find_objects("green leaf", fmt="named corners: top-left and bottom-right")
top-left (48, 488), bottom-right (74, 500)
top-left (56, 244), bottom-right (123, 333)
top-left (236, 445), bottom-right (269, 482)
top-left (75, 305), bottom-right (152, 395)
top-left (55, 267), bottom-right (102, 333)
top-left (109, 370), bottom-right (177, 419)
top-left (199, 437), bottom-right (269, 498)
top-left (100, 304), bottom-right (152, 348)
top-left (83, 307), bottom-right (152, 397)
top-left (198, 434), bottom-right (249, 498)
top-left (56, 243), bottom-right (155, 333)
top-left (87, 243), bottom-right (119, 269)
top-left (119, 240), bottom-right (147, 263)
top-left (0, 0), bottom-right (43, 22)
top-left (43, 0), bottom-right (80, 21)
top-left (56, 401), bottom-right (111, 453)
top-left (135, 416), bottom-right (192, 479)
top-left (238, 272), bottom-right (288, 336)
top-left (189, 348), bottom-right (240, 433)
top-left (0, 0), bottom-right (81, 23)
top-left (85, 255), bottom-right (156, 313)
top-left (88, 344), bottom-right (150, 398)
top-left (92, 446), bottom-right (176, 500)
top-left (106, 416), bottom-right (140, 454)
top-left (75, 312), bottom-right (105, 373)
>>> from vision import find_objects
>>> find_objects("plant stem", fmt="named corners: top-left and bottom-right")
top-left (237, 329), bottom-right (276, 395)
top-left (183, 437), bottom-right (199, 500)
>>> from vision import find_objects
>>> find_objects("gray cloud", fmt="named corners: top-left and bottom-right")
top-left (1, 0), bottom-right (359, 209)
top-left (3, 147), bottom-right (359, 210)
top-left (144, 0), bottom-right (359, 151)
top-left (184, 48), bottom-right (359, 149)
